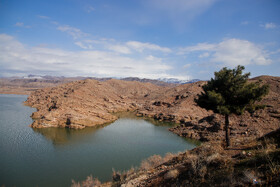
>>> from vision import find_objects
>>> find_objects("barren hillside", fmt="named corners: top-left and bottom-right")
top-left (25, 79), bottom-right (167, 129)
top-left (24, 76), bottom-right (280, 145)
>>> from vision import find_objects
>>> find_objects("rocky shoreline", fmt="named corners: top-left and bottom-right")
top-left (138, 76), bottom-right (280, 144)
top-left (24, 79), bottom-right (166, 129)
top-left (24, 76), bottom-right (280, 145)
top-left (2, 75), bottom-right (280, 186)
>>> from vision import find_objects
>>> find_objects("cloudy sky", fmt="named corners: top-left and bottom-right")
top-left (0, 0), bottom-right (279, 80)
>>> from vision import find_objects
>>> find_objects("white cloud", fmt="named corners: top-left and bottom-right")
top-left (241, 21), bottom-right (249, 25)
top-left (179, 38), bottom-right (271, 67)
top-left (213, 39), bottom-right (271, 66)
top-left (262, 22), bottom-right (277, 29)
top-left (108, 45), bottom-right (131, 54)
top-left (199, 52), bottom-right (210, 58)
top-left (178, 43), bottom-right (215, 54)
top-left (57, 25), bottom-right (89, 39)
top-left (150, 0), bottom-right (218, 13)
top-left (183, 63), bottom-right (191, 68)
top-left (15, 22), bottom-right (31, 28)
top-left (38, 15), bottom-right (50, 19)
top-left (51, 19), bottom-right (171, 54)
top-left (0, 34), bottom-right (172, 79)
top-left (269, 48), bottom-right (280, 55)
top-left (147, 0), bottom-right (219, 30)
top-left (85, 5), bottom-right (95, 13)
top-left (126, 41), bottom-right (171, 53)
top-left (51, 21), bottom-right (59, 25)
top-left (15, 22), bottom-right (24, 27)
top-left (145, 55), bottom-right (162, 62)
top-left (55, 22), bottom-right (172, 55)
top-left (74, 42), bottom-right (92, 50)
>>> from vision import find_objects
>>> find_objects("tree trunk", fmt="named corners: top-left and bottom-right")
top-left (225, 114), bottom-right (230, 147)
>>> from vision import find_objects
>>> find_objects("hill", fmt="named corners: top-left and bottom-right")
top-left (24, 76), bottom-right (280, 146)
top-left (0, 76), bottom-right (177, 95)
top-left (5, 75), bottom-right (280, 186)
top-left (25, 79), bottom-right (167, 128)
top-left (137, 76), bottom-right (280, 144)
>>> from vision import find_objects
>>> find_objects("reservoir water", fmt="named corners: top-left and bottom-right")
top-left (0, 94), bottom-right (198, 187)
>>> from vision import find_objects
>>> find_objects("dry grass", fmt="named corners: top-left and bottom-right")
top-left (71, 132), bottom-right (280, 186)
top-left (140, 152), bottom-right (177, 171)
top-left (234, 136), bottom-right (280, 185)
top-left (164, 169), bottom-right (179, 180)
top-left (71, 175), bottom-right (101, 187)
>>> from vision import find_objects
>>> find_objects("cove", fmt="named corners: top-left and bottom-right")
top-left (0, 94), bottom-right (199, 187)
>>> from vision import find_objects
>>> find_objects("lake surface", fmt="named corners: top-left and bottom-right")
top-left (0, 94), bottom-right (198, 187)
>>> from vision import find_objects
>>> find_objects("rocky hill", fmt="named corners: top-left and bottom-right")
top-left (24, 76), bottom-right (280, 146)
top-left (17, 75), bottom-right (280, 186)
top-left (25, 79), bottom-right (166, 129)
top-left (137, 76), bottom-right (280, 144)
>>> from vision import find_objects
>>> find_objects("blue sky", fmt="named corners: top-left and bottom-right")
top-left (0, 0), bottom-right (279, 80)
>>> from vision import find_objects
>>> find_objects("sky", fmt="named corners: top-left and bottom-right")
top-left (0, 0), bottom-right (279, 80)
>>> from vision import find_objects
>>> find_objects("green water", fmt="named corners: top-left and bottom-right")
top-left (0, 94), bottom-right (198, 187)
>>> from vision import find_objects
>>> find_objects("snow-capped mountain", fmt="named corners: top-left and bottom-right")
top-left (158, 78), bottom-right (201, 84)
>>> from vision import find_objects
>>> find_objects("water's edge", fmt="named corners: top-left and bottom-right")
top-left (0, 94), bottom-right (198, 187)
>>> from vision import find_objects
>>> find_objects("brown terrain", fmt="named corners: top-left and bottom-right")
top-left (25, 79), bottom-right (166, 129)
top-left (22, 75), bottom-right (280, 145)
top-left (138, 76), bottom-right (280, 144)
top-left (0, 76), bottom-right (173, 95)
top-left (1, 75), bottom-right (280, 186)
top-left (0, 77), bottom-right (84, 95)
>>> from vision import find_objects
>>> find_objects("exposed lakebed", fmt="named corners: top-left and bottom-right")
top-left (0, 94), bottom-right (198, 187)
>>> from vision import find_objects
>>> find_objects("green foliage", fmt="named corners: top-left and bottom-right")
top-left (195, 65), bottom-right (269, 116)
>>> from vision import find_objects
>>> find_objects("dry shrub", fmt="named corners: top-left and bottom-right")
top-left (140, 155), bottom-right (163, 170)
top-left (112, 167), bottom-right (137, 183)
top-left (187, 154), bottom-right (208, 179)
top-left (187, 154), bottom-right (199, 172)
top-left (71, 175), bottom-right (101, 187)
top-left (206, 153), bottom-right (228, 168)
top-left (164, 169), bottom-right (179, 180)
top-left (140, 152), bottom-right (177, 171)
top-left (112, 169), bottom-right (121, 182)
top-left (125, 167), bottom-right (136, 177)
top-left (163, 152), bottom-right (176, 162)
top-left (254, 138), bottom-right (280, 176)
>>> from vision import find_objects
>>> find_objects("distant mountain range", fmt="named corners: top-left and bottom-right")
top-left (4, 74), bottom-right (201, 85)
top-left (157, 78), bottom-right (201, 84)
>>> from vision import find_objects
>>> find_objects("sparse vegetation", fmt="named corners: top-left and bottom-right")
top-left (73, 127), bottom-right (280, 186)
top-left (140, 152), bottom-right (176, 171)
top-left (71, 175), bottom-right (101, 187)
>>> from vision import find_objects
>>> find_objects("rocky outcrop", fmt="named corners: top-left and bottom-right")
top-left (25, 79), bottom-right (166, 129)
top-left (137, 76), bottom-right (280, 143)
top-left (24, 76), bottom-right (280, 143)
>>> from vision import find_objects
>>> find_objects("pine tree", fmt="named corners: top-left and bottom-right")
top-left (195, 65), bottom-right (269, 147)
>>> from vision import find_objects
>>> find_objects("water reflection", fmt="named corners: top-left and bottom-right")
top-left (33, 112), bottom-right (200, 146)
top-left (32, 123), bottom-right (109, 145)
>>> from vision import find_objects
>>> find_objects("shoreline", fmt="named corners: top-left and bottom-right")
top-left (2, 76), bottom-right (280, 146)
